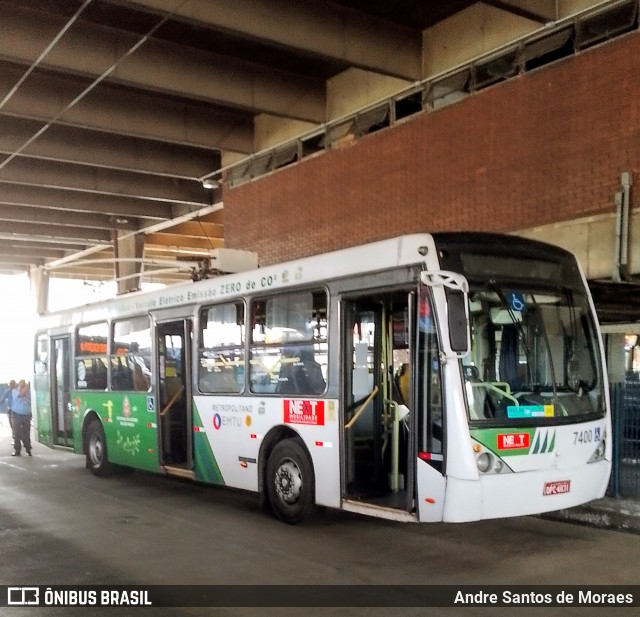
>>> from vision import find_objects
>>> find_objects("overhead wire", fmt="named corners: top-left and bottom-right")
top-left (0, 0), bottom-right (94, 111)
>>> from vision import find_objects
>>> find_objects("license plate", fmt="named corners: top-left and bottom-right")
top-left (543, 480), bottom-right (571, 496)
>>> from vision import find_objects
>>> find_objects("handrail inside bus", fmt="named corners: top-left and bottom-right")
top-left (345, 386), bottom-right (379, 430)
top-left (160, 384), bottom-right (185, 417)
top-left (470, 381), bottom-right (519, 406)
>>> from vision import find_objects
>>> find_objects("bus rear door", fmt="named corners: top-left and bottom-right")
top-left (155, 319), bottom-right (193, 478)
top-left (51, 335), bottom-right (73, 448)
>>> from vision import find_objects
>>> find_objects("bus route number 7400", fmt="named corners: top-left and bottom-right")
top-left (574, 427), bottom-right (601, 445)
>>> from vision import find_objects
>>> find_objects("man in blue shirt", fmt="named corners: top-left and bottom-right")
top-left (11, 380), bottom-right (32, 456)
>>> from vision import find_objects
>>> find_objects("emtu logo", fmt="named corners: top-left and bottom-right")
top-left (213, 413), bottom-right (222, 430)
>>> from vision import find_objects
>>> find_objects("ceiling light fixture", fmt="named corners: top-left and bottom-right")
top-left (202, 178), bottom-right (221, 189)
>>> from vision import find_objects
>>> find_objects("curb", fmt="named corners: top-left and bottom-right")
top-left (542, 500), bottom-right (640, 534)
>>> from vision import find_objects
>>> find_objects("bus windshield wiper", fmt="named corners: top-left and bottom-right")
top-left (529, 292), bottom-right (560, 410)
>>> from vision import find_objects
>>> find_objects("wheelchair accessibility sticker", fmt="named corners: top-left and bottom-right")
top-left (508, 292), bottom-right (526, 312)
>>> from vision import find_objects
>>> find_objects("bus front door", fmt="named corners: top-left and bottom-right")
top-left (156, 319), bottom-right (192, 474)
top-left (342, 290), bottom-right (415, 513)
top-left (51, 335), bottom-right (73, 447)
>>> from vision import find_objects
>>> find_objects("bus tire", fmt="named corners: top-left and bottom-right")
top-left (266, 438), bottom-right (314, 524)
top-left (86, 419), bottom-right (113, 477)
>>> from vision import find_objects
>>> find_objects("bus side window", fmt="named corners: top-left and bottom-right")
top-left (249, 291), bottom-right (327, 396)
top-left (199, 302), bottom-right (245, 394)
top-left (112, 317), bottom-right (152, 392)
top-left (76, 322), bottom-right (109, 391)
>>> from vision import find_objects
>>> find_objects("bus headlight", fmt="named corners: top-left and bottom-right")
top-left (588, 440), bottom-right (606, 463)
top-left (473, 441), bottom-right (512, 474)
top-left (476, 452), bottom-right (492, 473)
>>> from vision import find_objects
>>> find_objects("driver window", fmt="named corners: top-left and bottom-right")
top-left (417, 288), bottom-right (443, 457)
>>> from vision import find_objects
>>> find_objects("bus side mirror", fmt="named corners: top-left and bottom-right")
top-left (447, 290), bottom-right (469, 354)
top-left (420, 270), bottom-right (470, 358)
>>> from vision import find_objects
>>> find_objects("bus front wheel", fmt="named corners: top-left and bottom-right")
top-left (266, 438), bottom-right (315, 524)
top-left (86, 419), bottom-right (113, 477)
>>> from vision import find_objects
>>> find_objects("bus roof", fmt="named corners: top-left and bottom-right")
top-left (36, 233), bottom-right (440, 330)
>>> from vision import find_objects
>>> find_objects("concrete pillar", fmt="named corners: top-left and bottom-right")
top-left (254, 114), bottom-right (316, 150)
top-left (558, 0), bottom-right (602, 18)
top-left (517, 211), bottom-right (640, 280)
top-left (221, 151), bottom-right (247, 168)
top-left (326, 68), bottom-right (410, 120)
top-left (422, 3), bottom-right (539, 78)
top-left (113, 230), bottom-right (144, 294)
top-left (29, 265), bottom-right (49, 315)
top-left (606, 333), bottom-right (627, 384)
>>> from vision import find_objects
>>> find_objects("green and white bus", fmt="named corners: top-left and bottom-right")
top-left (33, 233), bottom-right (611, 524)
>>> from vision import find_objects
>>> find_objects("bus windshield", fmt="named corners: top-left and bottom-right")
top-left (463, 283), bottom-right (605, 424)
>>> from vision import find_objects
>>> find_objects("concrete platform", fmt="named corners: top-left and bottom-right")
top-left (543, 497), bottom-right (640, 534)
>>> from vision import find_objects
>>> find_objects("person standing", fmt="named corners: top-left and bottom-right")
top-left (1, 379), bottom-right (16, 425)
top-left (11, 380), bottom-right (32, 456)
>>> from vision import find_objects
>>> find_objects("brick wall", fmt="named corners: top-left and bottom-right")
top-left (224, 32), bottom-right (640, 266)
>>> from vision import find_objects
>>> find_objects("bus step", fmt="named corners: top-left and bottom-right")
top-left (163, 465), bottom-right (195, 480)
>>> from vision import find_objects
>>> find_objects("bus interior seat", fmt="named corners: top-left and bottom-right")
top-left (276, 349), bottom-right (325, 395)
top-left (85, 359), bottom-right (107, 390)
top-left (112, 357), bottom-right (133, 390)
top-left (95, 359), bottom-right (108, 389)
top-left (463, 365), bottom-right (495, 419)
top-left (199, 366), bottom-right (240, 393)
top-left (463, 365), bottom-right (480, 382)
top-left (133, 363), bottom-right (150, 391)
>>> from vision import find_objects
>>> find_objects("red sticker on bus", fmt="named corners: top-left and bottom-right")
top-left (497, 433), bottom-right (530, 450)
top-left (283, 400), bottom-right (325, 426)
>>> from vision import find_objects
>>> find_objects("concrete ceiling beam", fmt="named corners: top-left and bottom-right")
top-left (0, 113), bottom-right (222, 179)
top-left (0, 184), bottom-right (174, 219)
top-left (0, 158), bottom-right (210, 205)
top-left (0, 204), bottom-right (138, 231)
top-left (127, 0), bottom-right (422, 80)
top-left (145, 233), bottom-right (225, 250)
top-left (0, 61), bottom-right (254, 153)
top-left (483, 0), bottom-right (557, 23)
top-left (0, 245), bottom-right (68, 259)
top-left (163, 221), bottom-right (224, 238)
top-left (1, 3), bottom-right (326, 123)
top-left (0, 221), bottom-right (112, 242)
top-left (0, 255), bottom-right (45, 266)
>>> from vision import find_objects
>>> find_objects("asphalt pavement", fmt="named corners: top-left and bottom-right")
top-left (2, 414), bottom-right (639, 534)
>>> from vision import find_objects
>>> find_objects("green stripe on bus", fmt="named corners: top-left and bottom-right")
top-left (192, 404), bottom-right (225, 485)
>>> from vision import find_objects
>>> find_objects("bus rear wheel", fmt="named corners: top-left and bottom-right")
top-left (266, 438), bottom-right (314, 524)
top-left (86, 419), bottom-right (113, 477)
